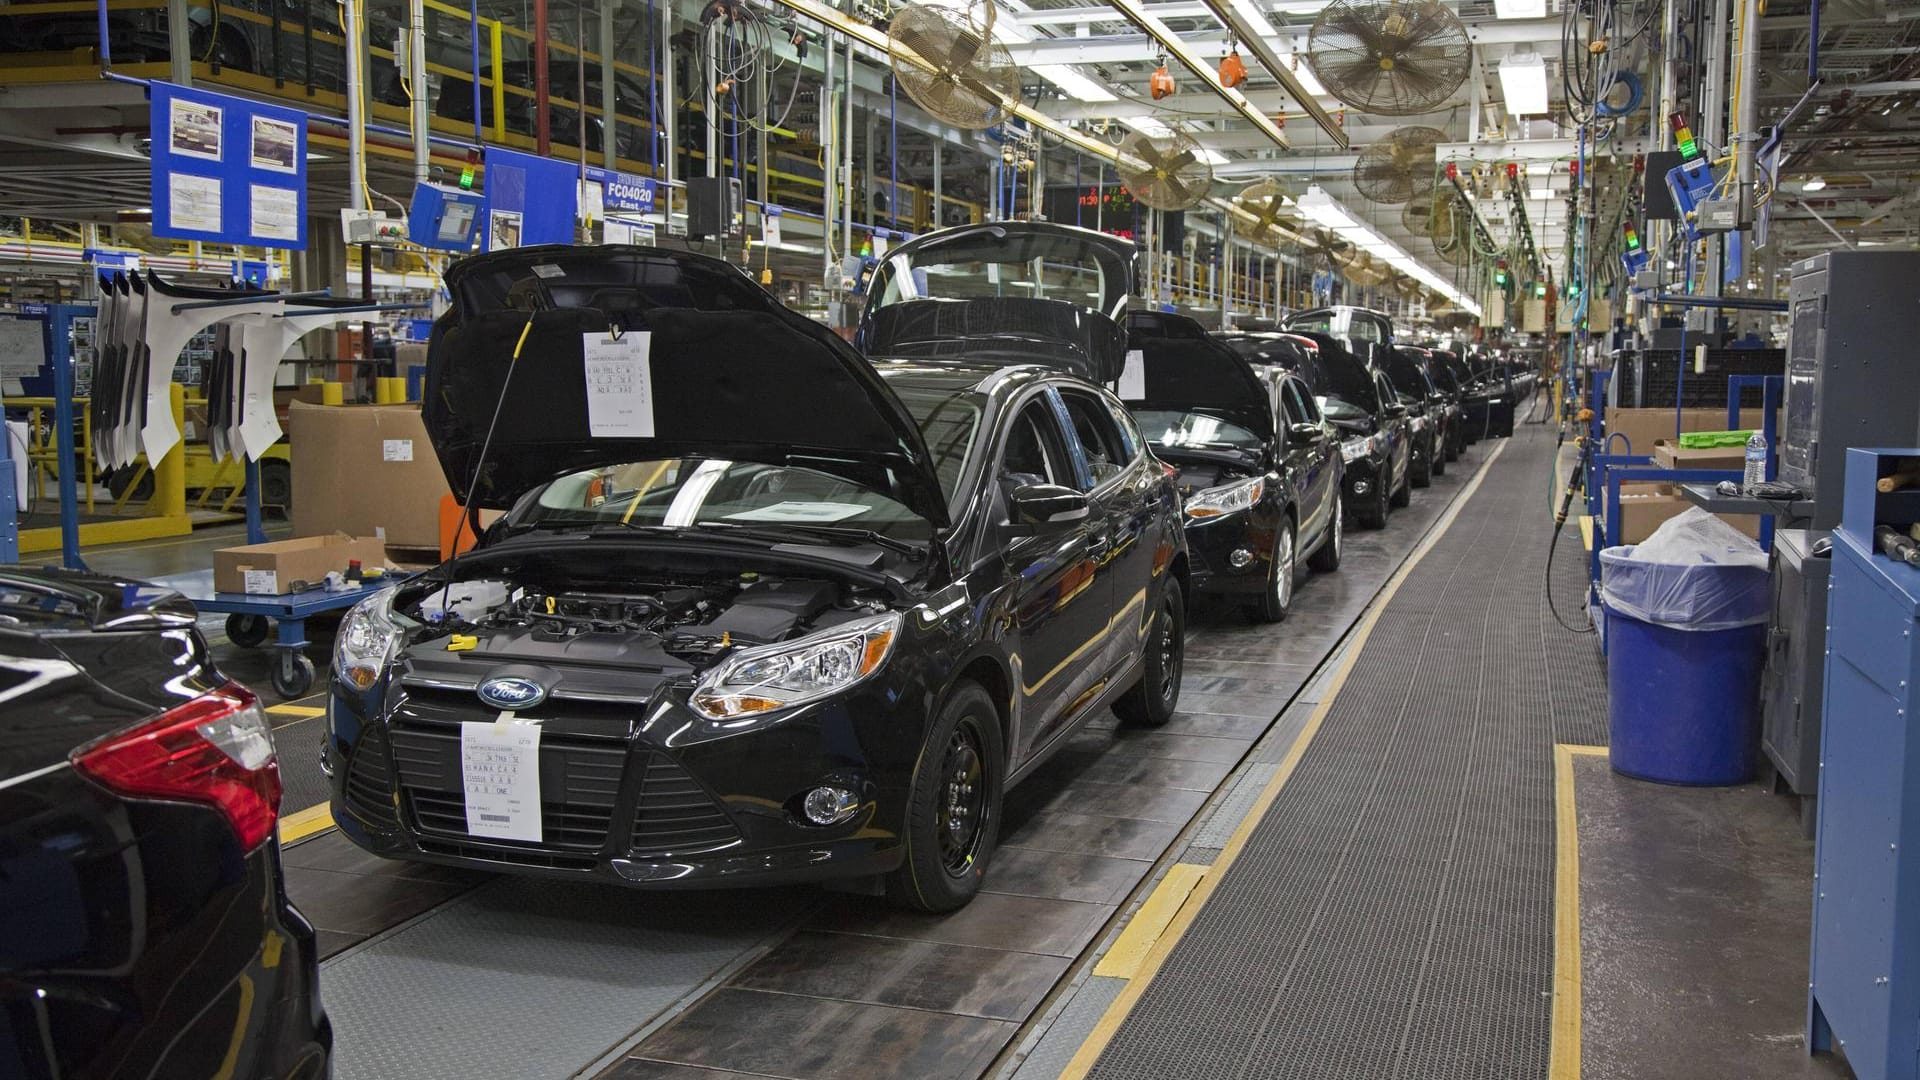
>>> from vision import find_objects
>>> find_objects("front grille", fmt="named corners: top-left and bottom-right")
top-left (629, 756), bottom-right (742, 856)
top-left (416, 837), bottom-right (600, 871)
top-left (389, 721), bottom-right (626, 851)
top-left (342, 727), bottom-right (400, 828)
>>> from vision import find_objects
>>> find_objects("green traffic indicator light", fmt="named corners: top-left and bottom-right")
top-left (459, 167), bottom-right (475, 190)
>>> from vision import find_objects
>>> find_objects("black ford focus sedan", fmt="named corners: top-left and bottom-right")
top-left (0, 569), bottom-right (329, 1080)
top-left (1124, 311), bottom-right (1342, 621)
top-left (327, 238), bottom-right (1187, 912)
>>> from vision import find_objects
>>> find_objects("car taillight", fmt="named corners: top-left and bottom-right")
top-left (72, 683), bottom-right (282, 850)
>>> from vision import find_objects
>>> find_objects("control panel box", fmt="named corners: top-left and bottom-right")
top-left (1782, 251), bottom-right (1920, 529)
top-left (687, 176), bottom-right (744, 240)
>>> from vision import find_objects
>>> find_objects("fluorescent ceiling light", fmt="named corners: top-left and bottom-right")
top-left (1499, 53), bottom-right (1550, 117)
top-left (1493, 0), bottom-right (1547, 17)
top-left (1226, 0), bottom-right (1277, 38)
top-left (1032, 64), bottom-right (1117, 102)
top-left (1801, 176), bottom-right (1827, 191)
top-left (1529, 186), bottom-right (1552, 201)
top-left (1198, 146), bottom-right (1232, 166)
top-left (1281, 51), bottom-right (1326, 99)
top-left (1128, 116), bottom-right (1175, 138)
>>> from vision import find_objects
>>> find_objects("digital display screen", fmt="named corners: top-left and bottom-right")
top-left (438, 201), bottom-right (476, 243)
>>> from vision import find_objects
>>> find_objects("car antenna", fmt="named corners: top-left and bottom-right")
top-left (438, 312), bottom-right (538, 614)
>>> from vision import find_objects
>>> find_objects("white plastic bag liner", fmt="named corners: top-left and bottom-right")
top-left (1600, 509), bottom-right (1770, 631)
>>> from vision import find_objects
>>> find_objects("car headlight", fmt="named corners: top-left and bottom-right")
top-left (335, 588), bottom-right (404, 691)
top-left (1341, 434), bottom-right (1378, 463)
top-left (1184, 476), bottom-right (1264, 519)
top-left (691, 612), bottom-right (902, 722)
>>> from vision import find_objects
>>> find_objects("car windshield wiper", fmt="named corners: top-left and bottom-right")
top-left (688, 521), bottom-right (927, 560)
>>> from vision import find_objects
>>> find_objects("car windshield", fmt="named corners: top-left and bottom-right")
top-left (514, 386), bottom-right (981, 541)
top-left (1134, 409), bottom-right (1264, 451)
top-left (1316, 395), bottom-right (1371, 422)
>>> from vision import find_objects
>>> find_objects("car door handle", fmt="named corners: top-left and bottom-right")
top-left (1083, 532), bottom-right (1113, 556)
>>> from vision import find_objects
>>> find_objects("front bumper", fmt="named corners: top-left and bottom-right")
top-left (1343, 456), bottom-right (1384, 503)
top-left (326, 674), bottom-right (926, 889)
top-left (1181, 507), bottom-right (1281, 596)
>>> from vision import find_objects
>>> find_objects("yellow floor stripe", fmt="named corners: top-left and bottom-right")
top-left (267, 704), bottom-right (326, 718)
top-left (277, 802), bottom-right (334, 846)
top-left (1552, 744), bottom-right (1608, 1080)
top-left (1058, 440), bottom-right (1510, 1079)
top-left (1094, 864), bottom-right (1208, 979)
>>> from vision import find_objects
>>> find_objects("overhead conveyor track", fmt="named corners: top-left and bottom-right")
top-left (1070, 422), bottom-right (1607, 1079)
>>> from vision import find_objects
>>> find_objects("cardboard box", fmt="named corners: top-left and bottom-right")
top-left (1602, 407), bottom-right (1777, 458)
top-left (214, 533), bottom-right (388, 595)
top-left (1612, 493), bottom-right (1760, 545)
top-left (1652, 442), bottom-right (1749, 472)
top-left (290, 402), bottom-right (452, 550)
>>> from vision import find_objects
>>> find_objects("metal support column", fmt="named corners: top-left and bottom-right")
top-left (931, 142), bottom-right (942, 229)
top-left (601, 0), bottom-right (617, 170)
top-left (840, 39), bottom-right (853, 259)
top-left (534, 0), bottom-right (552, 153)
top-left (703, 26), bottom-right (718, 177)
top-left (821, 35), bottom-right (837, 286)
top-left (344, 0), bottom-right (367, 214)
top-left (863, 110), bottom-right (876, 224)
top-left (409, 0), bottom-right (429, 183)
top-left (166, 0), bottom-right (191, 83)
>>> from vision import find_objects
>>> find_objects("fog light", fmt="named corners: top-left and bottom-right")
top-left (318, 739), bottom-right (335, 779)
top-left (802, 786), bottom-right (861, 826)
top-left (1228, 548), bottom-right (1255, 569)
top-left (1352, 478), bottom-right (1372, 496)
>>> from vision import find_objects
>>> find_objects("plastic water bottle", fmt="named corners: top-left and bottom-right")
top-left (1743, 430), bottom-right (1768, 492)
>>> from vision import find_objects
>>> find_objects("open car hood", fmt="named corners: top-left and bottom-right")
top-left (856, 223), bottom-right (1136, 384)
top-left (1121, 311), bottom-right (1275, 441)
top-left (425, 245), bottom-right (949, 525)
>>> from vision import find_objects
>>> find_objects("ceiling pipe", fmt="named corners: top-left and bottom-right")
top-left (1194, 0), bottom-right (1346, 147)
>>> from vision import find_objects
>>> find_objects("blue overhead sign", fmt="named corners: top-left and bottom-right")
top-left (149, 83), bottom-right (308, 250)
top-left (586, 167), bottom-right (657, 214)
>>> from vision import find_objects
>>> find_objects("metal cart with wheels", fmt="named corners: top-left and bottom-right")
top-left (191, 584), bottom-right (385, 697)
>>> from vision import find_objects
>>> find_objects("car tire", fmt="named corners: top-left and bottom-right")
top-left (1354, 478), bottom-right (1389, 530)
top-left (886, 680), bottom-right (1006, 913)
top-left (1308, 494), bottom-right (1343, 572)
top-left (1247, 517), bottom-right (1296, 623)
top-left (1410, 436), bottom-right (1433, 488)
top-left (1432, 434), bottom-right (1448, 476)
top-left (1115, 578), bottom-right (1185, 728)
top-left (1390, 458), bottom-right (1412, 508)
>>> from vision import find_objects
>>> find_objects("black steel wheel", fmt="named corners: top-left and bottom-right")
top-left (1247, 518), bottom-right (1296, 623)
top-left (887, 680), bottom-right (1005, 913)
top-left (225, 613), bottom-right (270, 649)
top-left (1390, 455), bottom-right (1413, 507)
top-left (1116, 578), bottom-right (1185, 727)
top-left (259, 459), bottom-right (293, 511)
top-left (272, 650), bottom-right (316, 699)
top-left (1308, 493), bottom-right (1343, 572)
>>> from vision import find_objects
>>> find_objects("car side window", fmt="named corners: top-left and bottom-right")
top-left (998, 400), bottom-right (1070, 504)
top-left (1102, 397), bottom-right (1144, 461)
top-left (1059, 390), bottom-right (1131, 488)
top-left (1283, 380), bottom-right (1319, 426)
top-left (1375, 371), bottom-right (1399, 407)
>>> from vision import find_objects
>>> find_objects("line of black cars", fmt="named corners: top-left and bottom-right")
top-left (0, 224), bottom-right (1509, 1079)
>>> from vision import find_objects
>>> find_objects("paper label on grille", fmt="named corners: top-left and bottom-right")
top-left (460, 717), bottom-right (542, 842)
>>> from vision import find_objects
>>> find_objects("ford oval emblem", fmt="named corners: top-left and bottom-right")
top-left (477, 675), bottom-right (547, 711)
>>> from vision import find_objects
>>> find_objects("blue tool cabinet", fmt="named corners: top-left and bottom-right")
top-left (1809, 448), bottom-right (1920, 1080)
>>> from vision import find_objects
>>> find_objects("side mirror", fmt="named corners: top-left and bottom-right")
top-left (1385, 402), bottom-right (1409, 419)
top-left (1007, 484), bottom-right (1091, 534)
top-left (1287, 422), bottom-right (1325, 447)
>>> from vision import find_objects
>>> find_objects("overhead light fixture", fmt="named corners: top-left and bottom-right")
top-left (1529, 186), bottom-right (1552, 201)
top-left (1225, 0), bottom-right (1277, 39)
top-left (1032, 64), bottom-right (1116, 102)
top-left (1127, 116), bottom-right (1174, 138)
top-left (1493, 0), bottom-right (1547, 17)
top-left (1801, 176), bottom-right (1827, 192)
top-left (1499, 53), bottom-right (1550, 117)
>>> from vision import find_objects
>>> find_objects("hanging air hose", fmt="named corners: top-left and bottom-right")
top-left (1545, 417), bottom-right (1598, 635)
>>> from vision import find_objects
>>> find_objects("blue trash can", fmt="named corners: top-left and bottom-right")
top-left (1600, 543), bottom-right (1771, 786)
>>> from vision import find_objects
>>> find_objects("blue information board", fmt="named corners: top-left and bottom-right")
top-left (483, 148), bottom-right (578, 249)
top-left (150, 84), bottom-right (308, 250)
top-left (585, 167), bottom-right (656, 214)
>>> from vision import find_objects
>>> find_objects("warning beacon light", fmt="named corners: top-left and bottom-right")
top-left (1670, 112), bottom-right (1700, 160)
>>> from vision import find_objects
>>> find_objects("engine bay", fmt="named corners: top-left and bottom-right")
top-left (395, 553), bottom-right (896, 681)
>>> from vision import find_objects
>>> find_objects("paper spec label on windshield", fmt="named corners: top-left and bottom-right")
top-left (582, 331), bottom-right (656, 438)
top-left (726, 501), bottom-right (873, 523)
top-left (461, 718), bottom-right (542, 842)
top-left (1119, 349), bottom-right (1147, 400)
